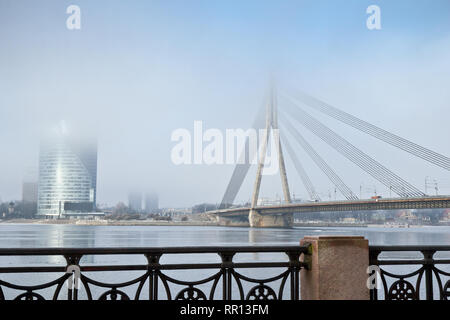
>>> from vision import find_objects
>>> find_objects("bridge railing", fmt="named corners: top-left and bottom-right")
top-left (0, 246), bottom-right (308, 301)
top-left (369, 245), bottom-right (450, 300)
top-left (2, 244), bottom-right (450, 300)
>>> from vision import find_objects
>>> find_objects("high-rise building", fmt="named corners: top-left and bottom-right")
top-left (22, 167), bottom-right (38, 203)
top-left (22, 182), bottom-right (38, 203)
top-left (128, 192), bottom-right (142, 212)
top-left (37, 126), bottom-right (97, 217)
top-left (144, 192), bottom-right (159, 213)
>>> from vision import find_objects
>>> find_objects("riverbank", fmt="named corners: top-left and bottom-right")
top-left (1, 218), bottom-right (448, 227)
top-left (0, 218), bottom-right (220, 227)
top-left (293, 222), bottom-right (368, 227)
top-left (0, 219), bottom-right (370, 227)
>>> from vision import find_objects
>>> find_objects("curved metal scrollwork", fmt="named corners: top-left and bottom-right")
top-left (0, 273), bottom-right (71, 301)
top-left (246, 284), bottom-right (277, 300)
top-left (370, 247), bottom-right (450, 300)
top-left (432, 266), bottom-right (450, 300)
top-left (14, 291), bottom-right (46, 301)
top-left (158, 270), bottom-right (222, 300)
top-left (98, 289), bottom-right (130, 301)
top-left (80, 272), bottom-right (148, 300)
top-left (376, 266), bottom-right (423, 300)
top-left (232, 269), bottom-right (291, 300)
top-left (387, 279), bottom-right (416, 300)
top-left (442, 280), bottom-right (450, 300)
top-left (175, 286), bottom-right (207, 300)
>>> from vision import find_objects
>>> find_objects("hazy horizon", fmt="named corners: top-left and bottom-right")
top-left (1, 0), bottom-right (450, 208)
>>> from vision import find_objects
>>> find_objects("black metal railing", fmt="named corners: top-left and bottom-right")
top-left (0, 245), bottom-right (309, 301)
top-left (369, 245), bottom-right (450, 300)
top-left (2, 244), bottom-right (449, 301)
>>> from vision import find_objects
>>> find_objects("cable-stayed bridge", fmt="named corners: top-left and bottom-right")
top-left (208, 86), bottom-right (450, 227)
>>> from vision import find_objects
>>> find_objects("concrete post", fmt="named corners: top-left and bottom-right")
top-left (300, 236), bottom-right (370, 300)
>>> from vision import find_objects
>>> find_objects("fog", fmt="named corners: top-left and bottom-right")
top-left (1, 1), bottom-right (449, 208)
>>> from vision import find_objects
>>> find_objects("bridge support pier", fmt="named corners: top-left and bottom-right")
top-left (249, 209), bottom-right (293, 228)
top-left (249, 209), bottom-right (262, 228)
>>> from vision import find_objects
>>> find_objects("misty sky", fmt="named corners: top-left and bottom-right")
top-left (1, 0), bottom-right (450, 208)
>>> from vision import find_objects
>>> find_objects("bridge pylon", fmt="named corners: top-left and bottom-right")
top-left (249, 84), bottom-right (293, 227)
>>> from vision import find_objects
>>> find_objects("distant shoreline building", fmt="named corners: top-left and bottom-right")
top-left (22, 182), bottom-right (38, 203)
top-left (22, 167), bottom-right (38, 203)
top-left (145, 192), bottom-right (159, 213)
top-left (37, 125), bottom-right (98, 218)
top-left (127, 192), bottom-right (159, 213)
top-left (128, 192), bottom-right (142, 212)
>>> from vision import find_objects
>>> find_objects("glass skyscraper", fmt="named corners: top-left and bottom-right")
top-left (37, 130), bottom-right (97, 217)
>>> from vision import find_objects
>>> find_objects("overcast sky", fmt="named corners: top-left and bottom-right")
top-left (1, 0), bottom-right (450, 207)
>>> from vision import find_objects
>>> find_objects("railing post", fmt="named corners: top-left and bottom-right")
top-left (421, 250), bottom-right (435, 300)
top-left (145, 253), bottom-right (162, 300)
top-left (219, 252), bottom-right (235, 300)
top-left (300, 236), bottom-right (370, 300)
top-left (287, 250), bottom-right (302, 300)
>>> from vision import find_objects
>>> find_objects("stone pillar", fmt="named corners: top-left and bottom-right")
top-left (300, 236), bottom-right (369, 300)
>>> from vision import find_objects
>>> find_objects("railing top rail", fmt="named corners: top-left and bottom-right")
top-left (1, 244), bottom-right (449, 255)
top-left (369, 245), bottom-right (450, 252)
top-left (0, 245), bottom-right (309, 256)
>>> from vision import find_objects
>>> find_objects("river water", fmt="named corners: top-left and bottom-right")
top-left (0, 224), bottom-right (449, 300)
top-left (1, 224), bottom-right (450, 247)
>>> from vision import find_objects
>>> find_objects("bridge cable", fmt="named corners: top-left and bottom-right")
top-left (282, 105), bottom-right (425, 197)
top-left (283, 106), bottom-right (424, 198)
top-left (219, 101), bottom-right (267, 208)
top-left (282, 91), bottom-right (450, 171)
top-left (281, 101), bottom-right (426, 197)
top-left (294, 113), bottom-right (424, 198)
top-left (280, 134), bottom-right (321, 201)
top-left (280, 114), bottom-right (358, 200)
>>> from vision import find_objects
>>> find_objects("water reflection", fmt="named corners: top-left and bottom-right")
top-left (1, 224), bottom-right (450, 265)
top-left (1, 224), bottom-right (450, 248)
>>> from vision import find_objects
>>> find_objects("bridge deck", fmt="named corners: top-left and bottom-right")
top-left (210, 196), bottom-right (450, 217)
